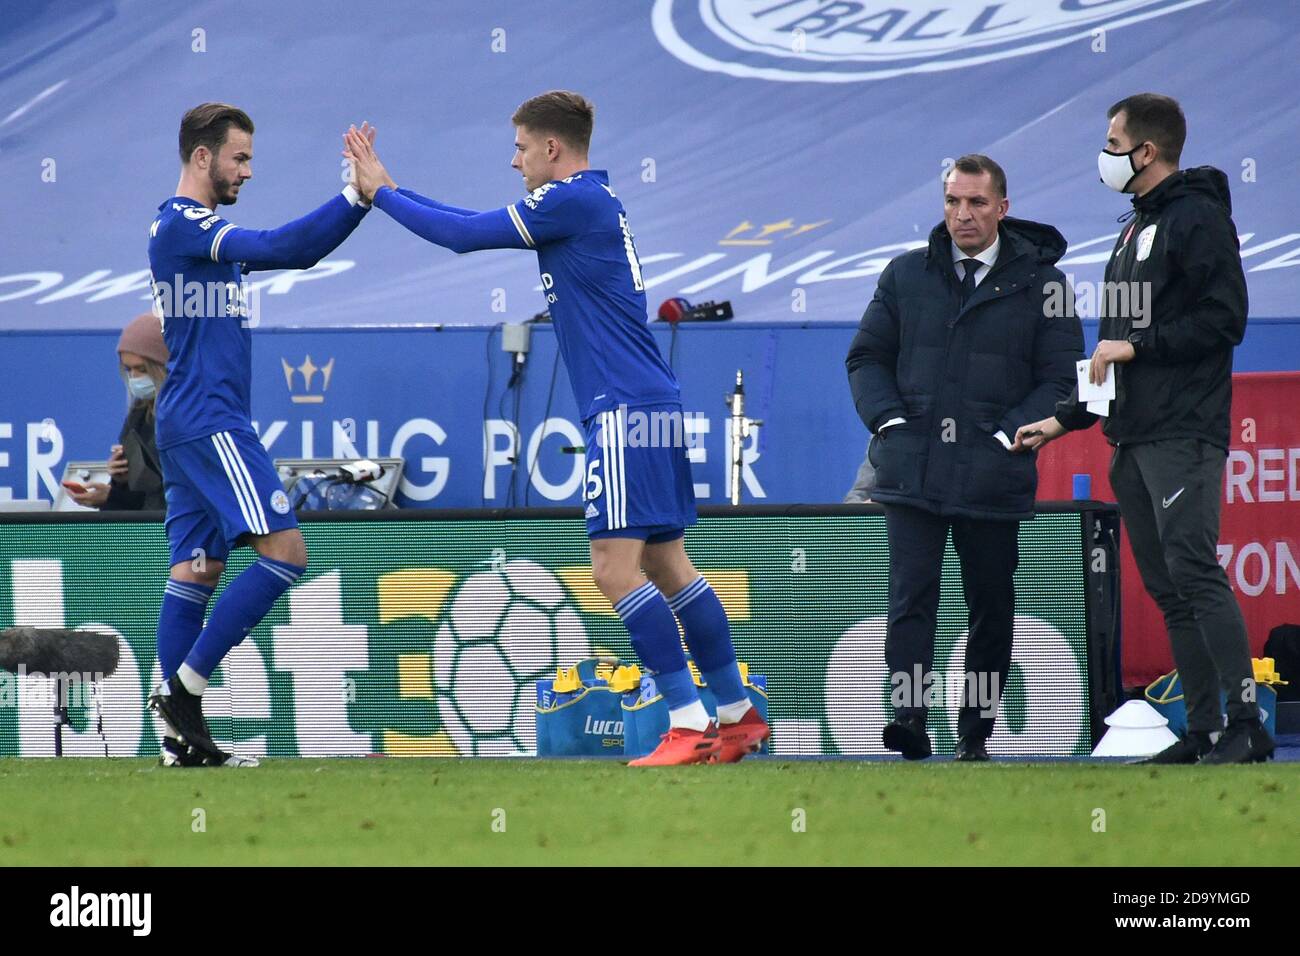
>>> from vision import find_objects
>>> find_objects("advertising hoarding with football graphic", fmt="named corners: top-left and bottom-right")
top-left (0, 508), bottom-right (1108, 758)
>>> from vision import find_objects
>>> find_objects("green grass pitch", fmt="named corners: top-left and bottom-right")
top-left (1, 759), bottom-right (1295, 866)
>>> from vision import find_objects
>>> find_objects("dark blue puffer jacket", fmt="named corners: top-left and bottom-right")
top-left (845, 217), bottom-right (1083, 520)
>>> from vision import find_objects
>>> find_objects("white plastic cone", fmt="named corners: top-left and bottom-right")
top-left (1091, 700), bottom-right (1179, 757)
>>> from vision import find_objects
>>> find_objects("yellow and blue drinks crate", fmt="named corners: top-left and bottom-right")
top-left (536, 658), bottom-right (768, 757)
top-left (535, 658), bottom-right (626, 756)
top-left (1144, 657), bottom-right (1287, 736)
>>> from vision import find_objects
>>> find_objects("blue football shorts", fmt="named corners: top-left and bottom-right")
top-left (583, 403), bottom-right (697, 542)
top-left (159, 428), bottom-right (297, 567)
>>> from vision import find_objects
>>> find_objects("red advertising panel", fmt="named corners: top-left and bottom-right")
top-left (1037, 372), bottom-right (1300, 686)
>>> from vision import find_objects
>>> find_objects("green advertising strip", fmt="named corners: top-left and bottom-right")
top-left (0, 510), bottom-right (1093, 758)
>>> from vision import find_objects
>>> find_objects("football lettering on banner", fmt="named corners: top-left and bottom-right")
top-left (651, 0), bottom-right (1215, 83)
top-left (0, 514), bottom-right (1102, 758)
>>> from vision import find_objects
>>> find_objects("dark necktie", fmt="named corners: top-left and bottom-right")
top-left (959, 258), bottom-right (981, 305)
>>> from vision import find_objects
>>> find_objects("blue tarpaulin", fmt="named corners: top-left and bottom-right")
top-left (3, 0), bottom-right (1298, 331)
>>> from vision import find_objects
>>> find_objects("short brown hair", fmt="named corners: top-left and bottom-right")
top-left (1108, 93), bottom-right (1185, 165)
top-left (945, 154), bottom-right (1007, 198)
top-left (511, 91), bottom-right (594, 153)
top-left (179, 102), bottom-right (254, 164)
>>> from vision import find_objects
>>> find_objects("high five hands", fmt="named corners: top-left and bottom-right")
top-left (343, 122), bottom-right (395, 202)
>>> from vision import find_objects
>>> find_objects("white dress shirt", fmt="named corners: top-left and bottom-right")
top-left (952, 233), bottom-right (999, 287)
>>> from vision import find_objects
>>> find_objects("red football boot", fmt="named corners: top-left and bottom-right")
top-left (627, 722), bottom-right (722, 766)
top-left (717, 707), bottom-right (769, 763)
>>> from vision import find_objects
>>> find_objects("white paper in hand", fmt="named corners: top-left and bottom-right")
top-left (1077, 359), bottom-right (1115, 416)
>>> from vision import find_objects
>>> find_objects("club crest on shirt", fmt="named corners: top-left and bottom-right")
top-left (270, 490), bottom-right (290, 515)
top-left (182, 205), bottom-right (214, 220)
top-left (523, 182), bottom-right (559, 210)
top-left (1135, 224), bottom-right (1158, 262)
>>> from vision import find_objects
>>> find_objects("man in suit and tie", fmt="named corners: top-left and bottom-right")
top-left (846, 154), bottom-right (1083, 760)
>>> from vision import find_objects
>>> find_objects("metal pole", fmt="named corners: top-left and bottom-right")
top-left (728, 370), bottom-right (744, 506)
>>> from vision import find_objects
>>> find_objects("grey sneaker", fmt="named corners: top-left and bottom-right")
top-left (205, 751), bottom-right (260, 768)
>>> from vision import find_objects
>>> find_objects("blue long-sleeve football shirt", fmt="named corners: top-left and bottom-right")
top-left (147, 190), bottom-right (368, 449)
top-left (373, 171), bottom-right (680, 422)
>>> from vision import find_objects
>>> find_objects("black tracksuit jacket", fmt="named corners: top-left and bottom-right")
top-left (1056, 166), bottom-right (1247, 449)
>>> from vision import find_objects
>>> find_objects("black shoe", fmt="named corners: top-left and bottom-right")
top-left (159, 736), bottom-right (206, 767)
top-left (148, 676), bottom-right (225, 762)
top-left (159, 736), bottom-right (259, 768)
top-left (953, 737), bottom-right (990, 762)
top-left (1199, 721), bottom-right (1275, 765)
top-left (883, 716), bottom-right (932, 760)
top-left (1129, 731), bottom-right (1214, 765)
top-left (202, 750), bottom-right (260, 768)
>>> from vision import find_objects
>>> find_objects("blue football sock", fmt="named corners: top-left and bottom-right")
top-left (615, 581), bottom-right (699, 710)
top-left (656, 667), bottom-right (705, 721)
top-left (157, 580), bottom-right (214, 681)
top-left (183, 557), bottom-right (304, 679)
top-left (668, 576), bottom-right (747, 706)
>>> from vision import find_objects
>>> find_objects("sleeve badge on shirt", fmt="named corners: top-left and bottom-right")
top-left (1135, 224), bottom-right (1158, 262)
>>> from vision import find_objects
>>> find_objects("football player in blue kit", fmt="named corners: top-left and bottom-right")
top-left (344, 91), bottom-right (768, 765)
top-left (146, 103), bottom-right (373, 766)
